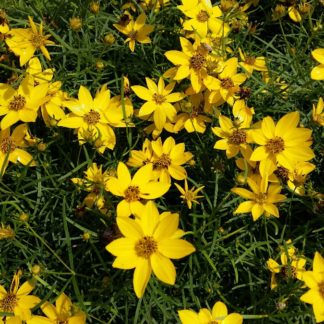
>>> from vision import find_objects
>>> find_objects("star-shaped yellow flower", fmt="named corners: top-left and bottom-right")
top-left (106, 201), bottom-right (195, 298)
top-left (132, 77), bottom-right (185, 130)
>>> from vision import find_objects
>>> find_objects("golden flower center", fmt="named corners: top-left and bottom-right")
top-left (153, 153), bottom-right (171, 170)
top-left (190, 53), bottom-right (206, 70)
top-left (128, 31), bottom-right (138, 40)
top-left (83, 110), bottom-right (100, 125)
top-left (266, 137), bottom-right (285, 154)
top-left (31, 33), bottom-right (46, 48)
top-left (124, 185), bottom-right (140, 202)
top-left (8, 94), bottom-right (26, 111)
top-left (228, 129), bottom-right (247, 145)
top-left (255, 193), bottom-right (267, 204)
top-left (184, 191), bottom-right (195, 202)
top-left (221, 78), bottom-right (234, 89)
top-left (152, 93), bottom-right (165, 105)
top-left (274, 166), bottom-right (289, 182)
top-left (281, 265), bottom-right (297, 279)
top-left (0, 293), bottom-right (18, 312)
top-left (245, 56), bottom-right (256, 65)
top-left (0, 137), bottom-right (16, 154)
top-left (135, 236), bottom-right (158, 258)
top-left (196, 10), bottom-right (209, 22)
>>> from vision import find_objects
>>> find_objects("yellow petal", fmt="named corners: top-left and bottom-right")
top-left (231, 188), bottom-right (254, 200)
top-left (154, 213), bottom-right (179, 241)
top-left (158, 239), bottom-right (195, 259)
top-left (140, 201), bottom-right (159, 236)
top-left (113, 254), bottom-right (139, 269)
top-left (251, 203), bottom-right (264, 221)
top-left (211, 301), bottom-right (228, 319)
top-left (313, 252), bottom-right (324, 273)
top-left (133, 258), bottom-right (151, 298)
top-left (234, 201), bottom-right (254, 214)
top-left (140, 181), bottom-right (170, 199)
top-left (261, 116), bottom-right (276, 139)
top-left (275, 112), bottom-right (299, 137)
top-left (16, 280), bottom-right (35, 296)
top-left (312, 49), bottom-right (324, 64)
top-left (106, 238), bottom-right (137, 257)
top-left (151, 252), bottom-right (176, 285)
top-left (311, 64), bottom-right (324, 80)
top-left (131, 86), bottom-right (152, 101)
top-left (222, 313), bottom-right (243, 324)
top-left (132, 164), bottom-right (153, 186)
top-left (178, 310), bottom-right (200, 324)
top-left (41, 302), bottom-right (57, 320)
top-left (117, 218), bottom-right (143, 239)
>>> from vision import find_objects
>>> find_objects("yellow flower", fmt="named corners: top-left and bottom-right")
top-left (72, 163), bottom-right (113, 211)
top-left (165, 37), bottom-right (219, 93)
top-left (0, 124), bottom-right (36, 176)
top-left (212, 115), bottom-right (252, 159)
top-left (300, 252), bottom-right (324, 323)
top-left (178, 0), bottom-right (229, 38)
top-left (0, 271), bottom-right (40, 321)
top-left (151, 136), bottom-right (193, 184)
top-left (114, 13), bottom-right (153, 52)
top-left (249, 112), bottom-right (314, 178)
top-left (286, 161), bottom-right (315, 196)
top-left (238, 48), bottom-right (267, 75)
top-left (231, 177), bottom-right (286, 221)
top-left (106, 201), bottom-right (195, 298)
top-left (58, 85), bottom-right (125, 152)
top-left (312, 97), bottom-right (324, 126)
top-left (127, 138), bottom-right (155, 168)
top-left (174, 91), bottom-right (212, 134)
top-left (0, 76), bottom-right (48, 129)
top-left (208, 57), bottom-right (247, 106)
top-left (27, 293), bottom-right (86, 324)
top-left (311, 49), bottom-right (324, 80)
top-left (26, 57), bottom-right (67, 124)
top-left (178, 300), bottom-right (243, 324)
top-left (0, 224), bottom-right (15, 239)
top-left (267, 250), bottom-right (306, 290)
top-left (107, 162), bottom-right (170, 218)
top-left (6, 16), bottom-right (55, 66)
top-left (174, 179), bottom-right (204, 209)
top-left (69, 17), bottom-right (82, 31)
top-left (132, 77), bottom-right (185, 130)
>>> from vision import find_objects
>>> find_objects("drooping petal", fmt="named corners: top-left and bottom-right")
top-left (133, 258), bottom-right (151, 298)
top-left (151, 252), bottom-right (176, 285)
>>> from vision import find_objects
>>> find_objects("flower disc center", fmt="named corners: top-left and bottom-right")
top-left (152, 93), bottom-right (165, 105)
top-left (124, 185), bottom-right (140, 202)
top-left (0, 293), bottom-right (18, 312)
top-left (228, 129), bottom-right (246, 145)
top-left (196, 10), bottom-right (209, 22)
top-left (84, 110), bottom-right (101, 125)
top-left (153, 153), bottom-right (171, 169)
top-left (0, 137), bottom-right (15, 154)
top-left (135, 236), bottom-right (158, 258)
top-left (190, 53), bottom-right (206, 70)
top-left (9, 94), bottom-right (26, 111)
top-left (266, 137), bottom-right (285, 154)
